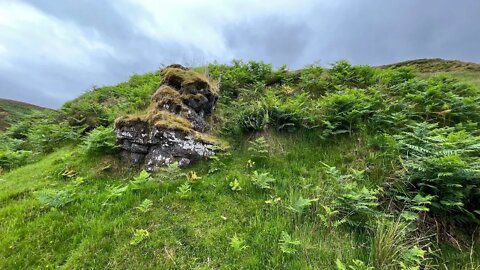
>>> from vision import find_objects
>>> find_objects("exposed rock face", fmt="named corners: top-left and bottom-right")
top-left (115, 65), bottom-right (219, 171)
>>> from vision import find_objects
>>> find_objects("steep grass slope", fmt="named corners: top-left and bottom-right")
top-left (0, 59), bottom-right (479, 269)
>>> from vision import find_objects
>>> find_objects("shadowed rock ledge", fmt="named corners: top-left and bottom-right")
top-left (115, 65), bottom-right (219, 171)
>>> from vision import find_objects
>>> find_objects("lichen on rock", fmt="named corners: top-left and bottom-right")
top-left (115, 65), bottom-right (219, 171)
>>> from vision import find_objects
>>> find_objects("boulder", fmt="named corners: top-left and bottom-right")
top-left (115, 65), bottom-right (219, 171)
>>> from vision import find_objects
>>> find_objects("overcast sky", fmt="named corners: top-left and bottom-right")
top-left (1, 0), bottom-right (479, 108)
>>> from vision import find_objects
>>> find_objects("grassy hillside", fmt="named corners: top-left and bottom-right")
top-left (0, 99), bottom-right (49, 131)
top-left (382, 58), bottom-right (480, 89)
top-left (0, 59), bottom-right (479, 269)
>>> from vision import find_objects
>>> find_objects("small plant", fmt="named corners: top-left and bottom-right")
top-left (237, 101), bottom-right (270, 132)
top-left (176, 182), bottom-right (192, 199)
top-left (71, 176), bottom-right (86, 187)
top-left (129, 170), bottom-right (151, 191)
top-left (186, 171), bottom-right (201, 182)
top-left (80, 126), bottom-right (118, 155)
top-left (246, 159), bottom-right (255, 169)
top-left (229, 179), bottom-right (242, 191)
top-left (34, 189), bottom-right (75, 208)
top-left (158, 162), bottom-right (184, 181)
top-left (279, 231), bottom-right (301, 254)
top-left (130, 229), bottom-right (149, 246)
top-left (265, 195), bottom-right (282, 205)
top-left (230, 234), bottom-right (248, 253)
top-left (334, 182), bottom-right (381, 227)
top-left (396, 194), bottom-right (434, 222)
top-left (103, 184), bottom-right (128, 205)
top-left (286, 195), bottom-right (318, 214)
top-left (0, 149), bottom-right (32, 170)
top-left (250, 171), bottom-right (275, 190)
top-left (370, 219), bottom-right (427, 270)
top-left (248, 137), bottom-right (269, 158)
top-left (136, 199), bottom-right (153, 213)
top-left (208, 156), bottom-right (225, 174)
top-left (318, 205), bottom-right (346, 229)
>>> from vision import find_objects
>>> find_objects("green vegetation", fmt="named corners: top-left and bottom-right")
top-left (0, 98), bottom-right (49, 131)
top-left (0, 59), bottom-right (479, 269)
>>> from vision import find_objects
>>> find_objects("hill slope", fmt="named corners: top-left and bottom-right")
top-left (0, 99), bottom-right (49, 131)
top-left (0, 59), bottom-right (479, 269)
top-left (382, 58), bottom-right (480, 89)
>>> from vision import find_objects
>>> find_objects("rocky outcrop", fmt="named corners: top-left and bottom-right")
top-left (115, 65), bottom-right (219, 171)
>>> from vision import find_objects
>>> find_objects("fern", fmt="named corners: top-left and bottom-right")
top-left (135, 199), bottom-right (153, 213)
top-left (129, 170), bottom-right (150, 190)
top-left (130, 229), bottom-right (149, 246)
top-left (103, 184), bottom-right (128, 205)
top-left (80, 126), bottom-right (118, 155)
top-left (278, 231), bottom-right (301, 254)
top-left (34, 189), bottom-right (75, 208)
top-left (250, 171), bottom-right (275, 190)
top-left (158, 162), bottom-right (184, 181)
top-left (287, 196), bottom-right (318, 214)
top-left (248, 137), bottom-right (269, 158)
top-left (176, 182), bottom-right (192, 199)
top-left (230, 234), bottom-right (248, 252)
top-left (394, 122), bottom-right (480, 223)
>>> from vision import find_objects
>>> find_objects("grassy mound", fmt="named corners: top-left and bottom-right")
top-left (0, 59), bottom-right (479, 269)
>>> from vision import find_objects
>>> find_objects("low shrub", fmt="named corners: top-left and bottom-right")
top-left (329, 60), bottom-right (378, 89)
top-left (80, 126), bottom-right (118, 155)
top-left (321, 88), bottom-right (381, 134)
top-left (34, 189), bottom-right (75, 208)
top-left (298, 64), bottom-right (327, 95)
top-left (235, 101), bottom-right (269, 132)
top-left (207, 60), bottom-right (274, 100)
top-left (0, 149), bottom-right (32, 170)
top-left (393, 122), bottom-right (480, 224)
top-left (27, 122), bottom-right (82, 153)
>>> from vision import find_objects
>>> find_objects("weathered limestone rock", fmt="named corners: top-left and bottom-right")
top-left (115, 65), bottom-right (219, 171)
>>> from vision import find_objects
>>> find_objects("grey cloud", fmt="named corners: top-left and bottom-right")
top-left (301, 0), bottom-right (480, 65)
top-left (1, 0), bottom-right (479, 108)
top-left (223, 16), bottom-right (312, 67)
top-left (23, 0), bottom-right (135, 40)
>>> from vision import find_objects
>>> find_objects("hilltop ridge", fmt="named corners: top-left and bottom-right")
top-left (381, 58), bottom-right (480, 73)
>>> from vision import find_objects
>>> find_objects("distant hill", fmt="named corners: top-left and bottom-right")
top-left (383, 58), bottom-right (480, 89)
top-left (382, 58), bottom-right (480, 73)
top-left (0, 98), bottom-right (49, 130)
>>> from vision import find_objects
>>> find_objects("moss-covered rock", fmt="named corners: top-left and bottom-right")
top-left (114, 65), bottom-right (219, 171)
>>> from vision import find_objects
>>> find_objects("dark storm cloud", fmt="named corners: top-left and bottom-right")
top-left (0, 0), bottom-right (479, 108)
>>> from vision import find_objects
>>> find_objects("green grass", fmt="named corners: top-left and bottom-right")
top-left (384, 58), bottom-right (480, 90)
top-left (0, 131), bottom-right (388, 269)
top-left (418, 71), bottom-right (480, 90)
top-left (1, 131), bottom-right (477, 269)
top-left (1, 59), bottom-right (480, 269)
top-left (0, 99), bottom-right (49, 131)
